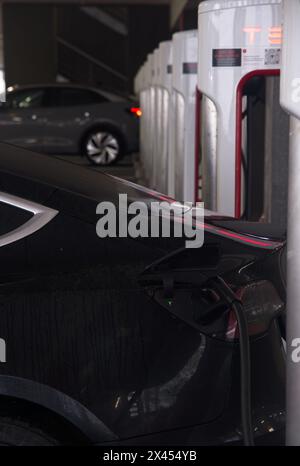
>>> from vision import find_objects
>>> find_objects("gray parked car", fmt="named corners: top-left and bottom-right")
top-left (0, 84), bottom-right (140, 166)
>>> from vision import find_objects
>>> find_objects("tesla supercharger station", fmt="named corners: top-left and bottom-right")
top-left (143, 53), bottom-right (155, 185)
top-left (170, 30), bottom-right (198, 203)
top-left (137, 63), bottom-right (147, 174)
top-left (198, 0), bottom-right (282, 217)
top-left (280, 0), bottom-right (300, 447)
top-left (146, 51), bottom-right (159, 187)
top-left (141, 56), bottom-right (150, 179)
top-left (154, 41), bottom-right (173, 195)
top-left (151, 48), bottom-right (161, 189)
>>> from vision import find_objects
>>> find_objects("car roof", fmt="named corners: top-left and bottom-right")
top-left (0, 142), bottom-right (167, 207)
top-left (6, 83), bottom-right (126, 102)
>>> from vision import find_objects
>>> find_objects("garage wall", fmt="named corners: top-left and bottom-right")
top-left (3, 4), bottom-right (57, 86)
top-left (3, 3), bottom-right (170, 93)
top-left (127, 5), bottom-right (170, 91)
top-left (56, 5), bottom-right (128, 91)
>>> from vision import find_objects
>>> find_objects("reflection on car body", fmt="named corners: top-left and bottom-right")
top-left (0, 143), bottom-right (286, 445)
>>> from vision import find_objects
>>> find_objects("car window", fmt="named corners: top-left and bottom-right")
top-left (47, 88), bottom-right (107, 107)
top-left (0, 201), bottom-right (32, 236)
top-left (6, 89), bottom-right (45, 109)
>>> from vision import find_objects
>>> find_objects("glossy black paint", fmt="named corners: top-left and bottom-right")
top-left (0, 143), bottom-right (286, 445)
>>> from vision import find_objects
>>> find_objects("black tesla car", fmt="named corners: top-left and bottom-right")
top-left (0, 143), bottom-right (286, 446)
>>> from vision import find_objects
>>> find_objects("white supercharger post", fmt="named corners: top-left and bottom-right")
top-left (138, 63), bottom-right (147, 174)
top-left (170, 30), bottom-right (198, 203)
top-left (280, 0), bottom-right (300, 447)
top-left (139, 58), bottom-right (147, 174)
top-left (198, 0), bottom-right (282, 217)
top-left (156, 41), bottom-right (173, 195)
top-left (151, 48), bottom-right (161, 189)
top-left (144, 53), bottom-right (155, 185)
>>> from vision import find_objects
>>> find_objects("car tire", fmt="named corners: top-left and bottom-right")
top-left (83, 128), bottom-right (124, 166)
top-left (0, 417), bottom-right (61, 446)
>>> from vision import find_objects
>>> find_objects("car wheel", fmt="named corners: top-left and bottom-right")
top-left (0, 417), bottom-right (61, 446)
top-left (84, 129), bottom-right (123, 166)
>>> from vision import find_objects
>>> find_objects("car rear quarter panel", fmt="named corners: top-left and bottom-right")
top-left (77, 102), bottom-right (139, 154)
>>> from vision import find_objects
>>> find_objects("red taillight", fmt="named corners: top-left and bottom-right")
top-left (130, 107), bottom-right (142, 117)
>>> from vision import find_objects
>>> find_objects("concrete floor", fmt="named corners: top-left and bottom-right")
top-left (54, 153), bottom-right (137, 183)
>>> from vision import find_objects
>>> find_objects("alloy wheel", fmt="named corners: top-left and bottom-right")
top-left (86, 131), bottom-right (120, 165)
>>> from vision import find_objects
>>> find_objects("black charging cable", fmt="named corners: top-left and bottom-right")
top-left (212, 276), bottom-right (254, 446)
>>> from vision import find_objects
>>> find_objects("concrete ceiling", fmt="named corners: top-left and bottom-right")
top-left (1, 1), bottom-right (170, 3)
top-left (0, 0), bottom-right (192, 27)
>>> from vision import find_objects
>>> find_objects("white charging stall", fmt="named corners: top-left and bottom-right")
top-left (280, 0), bottom-right (300, 446)
top-left (170, 30), bottom-right (198, 203)
top-left (143, 53), bottom-right (155, 184)
top-left (198, 0), bottom-right (282, 217)
top-left (154, 41), bottom-right (173, 195)
top-left (137, 62), bottom-right (147, 174)
top-left (151, 48), bottom-right (161, 188)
